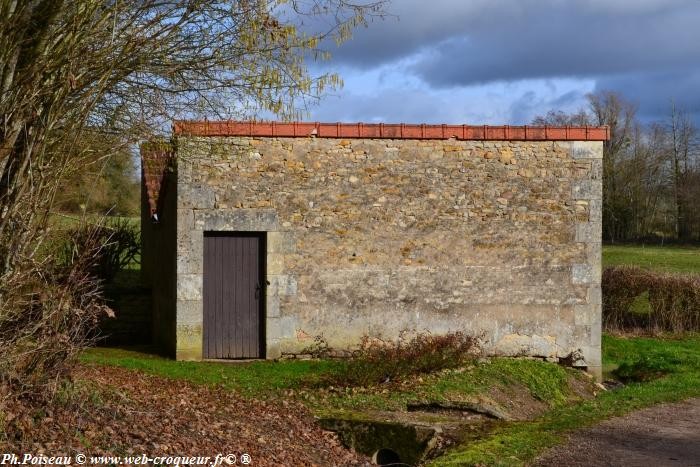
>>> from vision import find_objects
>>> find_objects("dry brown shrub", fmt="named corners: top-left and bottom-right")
top-left (602, 266), bottom-right (700, 334)
top-left (0, 224), bottom-right (114, 398)
top-left (321, 331), bottom-right (480, 387)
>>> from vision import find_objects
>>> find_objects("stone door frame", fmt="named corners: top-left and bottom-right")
top-left (175, 208), bottom-right (296, 360)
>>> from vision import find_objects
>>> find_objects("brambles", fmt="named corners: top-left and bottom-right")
top-left (300, 335), bottom-right (334, 359)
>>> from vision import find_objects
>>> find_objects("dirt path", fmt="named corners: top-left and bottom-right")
top-left (536, 398), bottom-right (700, 467)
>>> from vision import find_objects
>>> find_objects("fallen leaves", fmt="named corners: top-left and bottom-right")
top-left (1, 365), bottom-right (369, 466)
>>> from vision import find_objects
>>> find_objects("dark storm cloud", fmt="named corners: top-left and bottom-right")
top-left (308, 0), bottom-right (700, 124)
top-left (462, 7), bottom-right (696, 86)
top-left (595, 69), bottom-right (700, 123)
top-left (551, 90), bottom-right (587, 109)
top-left (329, 0), bottom-right (700, 83)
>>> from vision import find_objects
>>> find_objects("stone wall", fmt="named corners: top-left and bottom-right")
top-left (174, 135), bottom-right (602, 375)
top-left (100, 281), bottom-right (152, 346)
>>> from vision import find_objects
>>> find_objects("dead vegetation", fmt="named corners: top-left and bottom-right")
top-left (0, 364), bottom-right (368, 466)
top-left (310, 331), bottom-right (481, 388)
top-left (0, 223), bottom-right (116, 398)
top-left (602, 266), bottom-right (700, 333)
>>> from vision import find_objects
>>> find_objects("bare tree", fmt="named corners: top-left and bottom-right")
top-left (586, 91), bottom-right (637, 242)
top-left (534, 92), bottom-right (700, 242)
top-left (668, 102), bottom-right (697, 240)
top-left (530, 109), bottom-right (591, 126)
top-left (635, 122), bottom-right (669, 238)
top-left (0, 0), bottom-right (387, 393)
top-left (0, 0), bottom-right (387, 271)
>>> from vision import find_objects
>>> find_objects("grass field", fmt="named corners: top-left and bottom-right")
top-left (48, 212), bottom-right (139, 229)
top-left (603, 244), bottom-right (700, 274)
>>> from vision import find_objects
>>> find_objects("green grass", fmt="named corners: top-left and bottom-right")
top-left (49, 212), bottom-right (139, 228)
top-left (82, 348), bottom-right (583, 414)
top-left (603, 244), bottom-right (700, 274)
top-left (429, 334), bottom-right (700, 466)
top-left (304, 358), bottom-right (579, 415)
top-left (81, 347), bottom-right (342, 397)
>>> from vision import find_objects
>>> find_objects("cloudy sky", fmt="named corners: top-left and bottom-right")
top-left (301, 0), bottom-right (700, 125)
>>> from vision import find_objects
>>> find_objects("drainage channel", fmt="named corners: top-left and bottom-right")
top-left (319, 403), bottom-right (504, 466)
top-left (318, 416), bottom-right (438, 466)
top-left (372, 448), bottom-right (408, 466)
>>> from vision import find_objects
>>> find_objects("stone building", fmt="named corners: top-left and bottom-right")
top-left (141, 121), bottom-right (607, 378)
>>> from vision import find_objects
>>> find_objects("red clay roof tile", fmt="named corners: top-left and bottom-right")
top-left (173, 121), bottom-right (609, 141)
top-left (140, 142), bottom-right (174, 221)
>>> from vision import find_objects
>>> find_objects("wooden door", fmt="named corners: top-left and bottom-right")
top-left (203, 232), bottom-right (265, 359)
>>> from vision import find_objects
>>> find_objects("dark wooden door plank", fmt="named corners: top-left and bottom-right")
top-left (203, 233), bottom-right (263, 359)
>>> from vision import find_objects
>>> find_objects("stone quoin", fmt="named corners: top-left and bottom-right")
top-left (140, 121), bottom-right (607, 380)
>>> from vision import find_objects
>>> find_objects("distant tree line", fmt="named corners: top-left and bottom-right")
top-left (533, 91), bottom-right (699, 243)
top-left (55, 133), bottom-right (139, 217)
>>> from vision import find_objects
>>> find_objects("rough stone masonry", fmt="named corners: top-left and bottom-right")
top-left (141, 122), bottom-right (606, 379)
